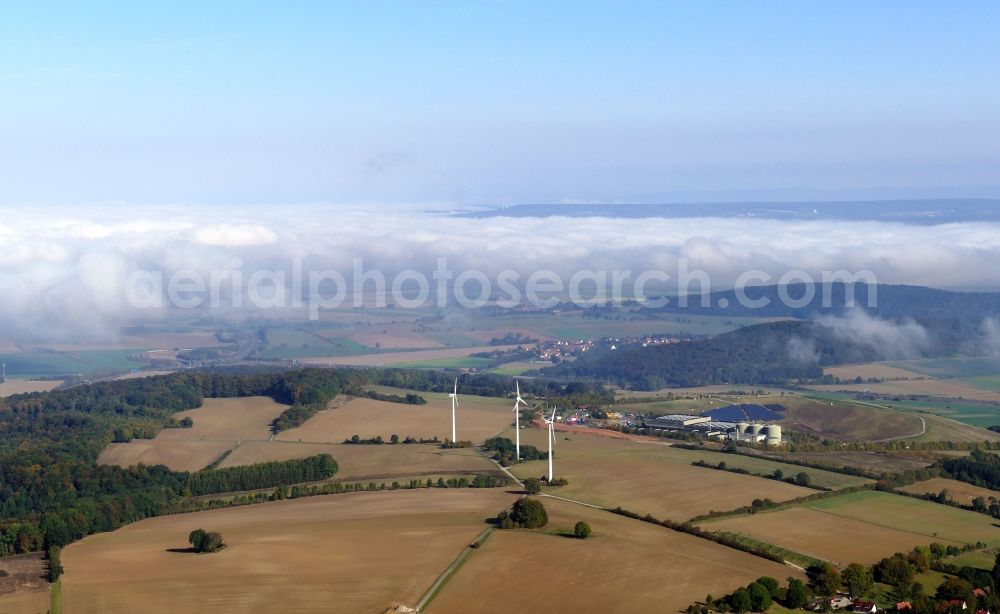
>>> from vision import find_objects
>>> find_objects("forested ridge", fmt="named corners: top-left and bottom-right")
top-left (543, 320), bottom-right (835, 389)
top-left (545, 303), bottom-right (1000, 390)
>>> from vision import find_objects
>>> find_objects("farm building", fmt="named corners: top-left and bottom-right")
top-left (643, 414), bottom-right (783, 445)
top-left (643, 414), bottom-right (710, 429)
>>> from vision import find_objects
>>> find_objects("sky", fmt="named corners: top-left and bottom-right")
top-left (2, 1), bottom-right (1000, 205)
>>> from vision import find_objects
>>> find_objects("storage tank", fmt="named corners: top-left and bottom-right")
top-left (749, 423), bottom-right (764, 435)
top-left (765, 424), bottom-right (782, 445)
top-left (737, 421), bottom-right (749, 434)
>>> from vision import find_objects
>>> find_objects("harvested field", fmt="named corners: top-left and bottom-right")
top-left (899, 478), bottom-right (1000, 505)
top-left (102, 370), bottom-right (176, 381)
top-left (429, 497), bottom-right (800, 614)
top-left (913, 413), bottom-right (1000, 443)
top-left (61, 489), bottom-right (516, 614)
top-left (640, 448), bottom-right (872, 490)
top-left (119, 331), bottom-right (223, 350)
top-left (348, 330), bottom-right (441, 349)
top-left (98, 397), bottom-right (288, 472)
top-left (0, 379), bottom-right (60, 397)
top-left (700, 506), bottom-right (956, 566)
top-left (298, 345), bottom-right (519, 367)
top-left (824, 363), bottom-right (927, 381)
top-left (219, 441), bottom-right (499, 481)
top-left (750, 450), bottom-right (934, 474)
top-left (805, 490), bottom-right (1000, 546)
top-left (277, 393), bottom-right (512, 445)
top-left (807, 380), bottom-right (1000, 402)
top-left (0, 553), bottom-right (49, 614)
top-left (161, 397), bottom-right (286, 442)
top-left (99, 439), bottom-right (235, 473)
top-left (508, 429), bottom-right (813, 521)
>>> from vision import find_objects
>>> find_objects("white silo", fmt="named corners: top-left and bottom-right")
top-left (765, 424), bottom-right (782, 446)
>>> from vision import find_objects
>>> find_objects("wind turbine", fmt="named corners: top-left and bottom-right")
top-left (449, 378), bottom-right (458, 443)
top-left (512, 380), bottom-right (528, 460)
top-left (542, 407), bottom-right (557, 482)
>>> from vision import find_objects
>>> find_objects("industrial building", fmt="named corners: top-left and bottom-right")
top-left (643, 414), bottom-right (783, 445)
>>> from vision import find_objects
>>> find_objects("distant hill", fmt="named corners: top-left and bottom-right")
top-left (460, 199), bottom-right (1000, 225)
top-left (542, 294), bottom-right (1000, 389)
top-left (641, 283), bottom-right (1000, 322)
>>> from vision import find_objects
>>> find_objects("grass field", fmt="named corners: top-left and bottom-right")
top-left (507, 430), bottom-right (814, 521)
top-left (650, 447), bottom-right (873, 489)
top-left (298, 345), bottom-right (518, 367)
top-left (0, 349), bottom-right (141, 378)
top-left (277, 391), bottom-right (513, 445)
top-left (428, 496), bottom-right (800, 614)
top-left (885, 357), bottom-right (1000, 379)
top-left (946, 548), bottom-right (998, 570)
top-left (60, 489), bottom-right (516, 614)
top-left (879, 397), bottom-right (1000, 429)
top-left (701, 506), bottom-right (950, 565)
top-left (0, 379), bottom-right (61, 397)
top-left (98, 397), bottom-right (288, 472)
top-left (258, 328), bottom-right (371, 359)
top-left (899, 478), bottom-right (1000, 505)
top-left (392, 356), bottom-right (494, 369)
top-left (701, 489), bottom-right (1000, 566)
top-left (805, 490), bottom-right (1000, 546)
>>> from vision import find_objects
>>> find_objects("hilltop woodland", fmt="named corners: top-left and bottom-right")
top-left (0, 367), bottom-right (605, 556)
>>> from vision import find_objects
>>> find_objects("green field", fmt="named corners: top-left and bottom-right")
top-left (961, 375), bottom-right (1000, 392)
top-left (805, 490), bottom-right (1000, 546)
top-left (668, 448), bottom-right (873, 490)
top-left (0, 349), bottom-right (141, 378)
top-left (258, 328), bottom-right (371, 359)
top-left (946, 548), bottom-right (998, 570)
top-left (421, 332), bottom-right (484, 348)
top-left (391, 356), bottom-right (494, 369)
top-left (486, 362), bottom-right (544, 376)
top-left (884, 357), bottom-right (1000, 379)
top-left (881, 397), bottom-right (1000, 428)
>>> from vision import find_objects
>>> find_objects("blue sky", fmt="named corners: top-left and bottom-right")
top-left (2, 1), bottom-right (999, 205)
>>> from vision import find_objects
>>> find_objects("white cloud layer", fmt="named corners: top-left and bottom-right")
top-left (4, 203), bottom-right (1000, 340)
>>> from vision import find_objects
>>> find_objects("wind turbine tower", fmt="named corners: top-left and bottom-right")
top-left (448, 378), bottom-right (458, 443)
top-left (513, 380), bottom-right (528, 459)
top-left (542, 407), bottom-right (557, 482)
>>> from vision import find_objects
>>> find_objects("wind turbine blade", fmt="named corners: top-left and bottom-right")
top-left (453, 378), bottom-right (458, 396)
top-left (549, 407), bottom-right (557, 422)
top-left (516, 379), bottom-right (520, 397)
